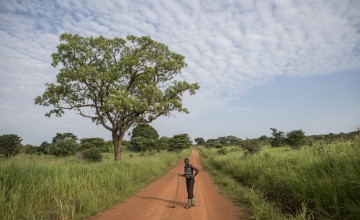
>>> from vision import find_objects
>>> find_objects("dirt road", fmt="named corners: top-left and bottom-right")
top-left (89, 148), bottom-right (249, 220)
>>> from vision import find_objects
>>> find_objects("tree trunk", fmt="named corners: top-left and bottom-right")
top-left (112, 132), bottom-right (124, 162)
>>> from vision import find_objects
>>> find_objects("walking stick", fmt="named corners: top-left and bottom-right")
top-left (173, 175), bottom-right (180, 208)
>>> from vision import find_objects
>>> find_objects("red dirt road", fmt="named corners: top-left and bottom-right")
top-left (89, 148), bottom-right (249, 220)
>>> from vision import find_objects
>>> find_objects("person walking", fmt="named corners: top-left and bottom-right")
top-left (178, 158), bottom-right (200, 209)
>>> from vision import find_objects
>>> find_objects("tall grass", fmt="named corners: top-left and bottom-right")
top-left (0, 150), bottom-right (189, 220)
top-left (200, 140), bottom-right (360, 219)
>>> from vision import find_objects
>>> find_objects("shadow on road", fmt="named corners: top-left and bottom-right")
top-left (135, 196), bottom-right (187, 208)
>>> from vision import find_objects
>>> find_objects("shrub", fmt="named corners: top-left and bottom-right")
top-left (217, 148), bottom-right (228, 155)
top-left (168, 134), bottom-right (192, 151)
top-left (129, 124), bottom-right (159, 152)
top-left (270, 128), bottom-right (286, 147)
top-left (79, 138), bottom-right (109, 152)
top-left (241, 139), bottom-right (261, 154)
top-left (82, 147), bottom-right (102, 162)
top-left (0, 134), bottom-right (22, 157)
top-left (286, 129), bottom-right (306, 149)
top-left (157, 136), bottom-right (170, 151)
top-left (129, 137), bottom-right (156, 152)
top-left (194, 137), bottom-right (205, 145)
top-left (37, 141), bottom-right (51, 154)
top-left (50, 139), bottom-right (78, 156)
top-left (205, 142), bottom-right (224, 148)
top-left (24, 145), bottom-right (37, 154)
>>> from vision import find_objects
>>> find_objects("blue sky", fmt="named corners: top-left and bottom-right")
top-left (0, 0), bottom-right (359, 145)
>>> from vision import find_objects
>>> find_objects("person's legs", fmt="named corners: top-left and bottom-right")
top-left (190, 179), bottom-right (195, 206)
top-left (188, 179), bottom-right (194, 198)
top-left (185, 178), bottom-right (194, 208)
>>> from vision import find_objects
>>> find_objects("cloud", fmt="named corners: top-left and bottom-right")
top-left (0, 0), bottom-right (359, 144)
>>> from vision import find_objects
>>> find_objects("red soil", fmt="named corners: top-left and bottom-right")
top-left (89, 148), bottom-right (249, 220)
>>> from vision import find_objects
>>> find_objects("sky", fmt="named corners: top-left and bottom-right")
top-left (0, 0), bottom-right (359, 145)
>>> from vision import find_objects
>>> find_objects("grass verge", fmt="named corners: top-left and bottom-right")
top-left (199, 140), bottom-right (360, 220)
top-left (0, 149), bottom-right (190, 220)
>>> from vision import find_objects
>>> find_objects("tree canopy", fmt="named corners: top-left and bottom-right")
top-left (0, 134), bottom-right (22, 157)
top-left (79, 137), bottom-right (109, 152)
top-left (270, 128), bottom-right (286, 147)
top-left (194, 137), bottom-right (205, 145)
top-left (286, 129), bottom-right (306, 149)
top-left (52, 132), bottom-right (78, 144)
top-left (168, 134), bottom-right (192, 151)
top-left (35, 33), bottom-right (199, 161)
top-left (129, 124), bottom-right (159, 152)
top-left (131, 124), bottom-right (159, 141)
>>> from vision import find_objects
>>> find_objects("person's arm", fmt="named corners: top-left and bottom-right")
top-left (192, 165), bottom-right (200, 178)
top-left (178, 173), bottom-right (184, 177)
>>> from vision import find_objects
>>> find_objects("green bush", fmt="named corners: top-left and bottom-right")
top-left (240, 139), bottom-right (261, 154)
top-left (217, 148), bottom-right (228, 155)
top-left (270, 128), bottom-right (286, 147)
top-left (79, 138), bottom-right (109, 152)
top-left (129, 136), bottom-right (156, 152)
top-left (157, 136), bottom-right (170, 150)
top-left (205, 142), bottom-right (224, 148)
top-left (168, 134), bottom-right (191, 151)
top-left (129, 124), bottom-right (159, 152)
top-left (50, 139), bottom-right (78, 156)
top-left (24, 145), bottom-right (37, 154)
top-left (194, 137), bottom-right (205, 145)
top-left (82, 147), bottom-right (102, 162)
top-left (37, 141), bottom-right (51, 154)
top-left (286, 129), bottom-right (306, 149)
top-left (0, 134), bottom-right (22, 157)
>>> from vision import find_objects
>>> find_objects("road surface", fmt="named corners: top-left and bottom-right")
top-left (89, 148), bottom-right (249, 220)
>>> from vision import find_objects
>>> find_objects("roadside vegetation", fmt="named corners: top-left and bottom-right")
top-left (0, 124), bottom-right (191, 220)
top-left (1, 126), bottom-right (358, 219)
top-left (199, 129), bottom-right (360, 220)
top-left (0, 149), bottom-right (189, 220)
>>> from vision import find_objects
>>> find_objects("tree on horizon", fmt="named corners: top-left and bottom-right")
top-left (35, 33), bottom-right (199, 161)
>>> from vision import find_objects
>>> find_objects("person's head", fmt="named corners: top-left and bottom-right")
top-left (184, 158), bottom-right (189, 165)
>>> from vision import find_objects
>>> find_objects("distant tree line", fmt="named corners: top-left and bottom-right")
top-left (0, 133), bottom-right (112, 162)
top-left (1, 127), bottom-right (358, 159)
top-left (194, 128), bottom-right (359, 154)
top-left (0, 124), bottom-right (192, 161)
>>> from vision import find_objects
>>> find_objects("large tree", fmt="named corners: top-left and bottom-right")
top-left (35, 33), bottom-right (199, 161)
